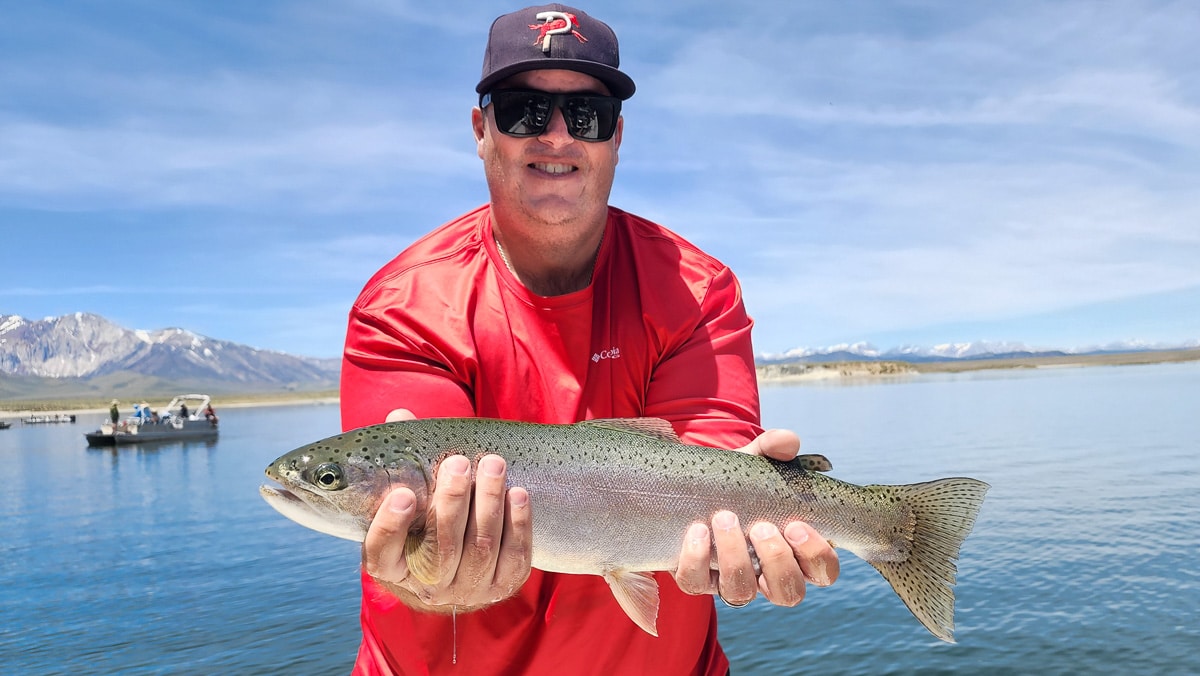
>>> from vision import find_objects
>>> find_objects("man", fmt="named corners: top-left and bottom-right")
top-left (340, 5), bottom-right (839, 674)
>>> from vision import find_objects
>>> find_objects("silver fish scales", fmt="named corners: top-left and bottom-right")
top-left (261, 417), bottom-right (988, 642)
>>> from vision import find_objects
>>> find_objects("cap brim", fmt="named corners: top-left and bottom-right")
top-left (476, 59), bottom-right (635, 100)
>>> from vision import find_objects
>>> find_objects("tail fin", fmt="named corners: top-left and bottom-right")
top-left (867, 477), bottom-right (989, 643)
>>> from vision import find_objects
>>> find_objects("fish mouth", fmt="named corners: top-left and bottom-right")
top-left (259, 482), bottom-right (300, 504)
top-left (258, 482), bottom-right (367, 542)
top-left (259, 482), bottom-right (310, 518)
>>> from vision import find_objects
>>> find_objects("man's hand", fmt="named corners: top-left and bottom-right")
top-left (362, 409), bottom-right (534, 611)
top-left (674, 429), bottom-right (840, 607)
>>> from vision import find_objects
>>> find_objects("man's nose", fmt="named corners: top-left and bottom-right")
top-left (537, 105), bottom-right (574, 146)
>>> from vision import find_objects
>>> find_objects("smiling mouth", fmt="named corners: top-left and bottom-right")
top-left (530, 162), bottom-right (576, 175)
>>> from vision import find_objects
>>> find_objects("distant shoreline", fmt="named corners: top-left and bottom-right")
top-left (0, 391), bottom-right (339, 418)
top-left (758, 348), bottom-right (1200, 383)
top-left (3, 348), bottom-right (1197, 415)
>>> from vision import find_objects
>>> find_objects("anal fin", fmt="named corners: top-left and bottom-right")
top-left (602, 569), bottom-right (661, 637)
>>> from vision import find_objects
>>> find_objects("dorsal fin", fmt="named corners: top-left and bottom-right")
top-left (580, 418), bottom-right (681, 442)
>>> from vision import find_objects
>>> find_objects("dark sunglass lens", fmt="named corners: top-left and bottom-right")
top-left (566, 96), bottom-right (619, 141)
top-left (489, 90), bottom-right (619, 141)
top-left (564, 99), bottom-right (600, 139)
top-left (494, 92), bottom-right (552, 136)
top-left (524, 96), bottom-right (552, 130)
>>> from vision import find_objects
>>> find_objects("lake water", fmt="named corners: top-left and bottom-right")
top-left (2, 361), bottom-right (1197, 674)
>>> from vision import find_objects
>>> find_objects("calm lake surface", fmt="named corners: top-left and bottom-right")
top-left (2, 361), bottom-right (1197, 674)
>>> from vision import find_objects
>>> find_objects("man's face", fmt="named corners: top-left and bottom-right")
top-left (474, 69), bottom-right (623, 230)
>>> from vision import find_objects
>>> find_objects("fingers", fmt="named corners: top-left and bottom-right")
top-left (371, 453), bottom-right (534, 609)
top-left (493, 486), bottom-right (533, 598)
top-left (735, 428), bottom-right (801, 461)
top-left (456, 455), bottom-right (512, 593)
top-left (363, 487), bottom-right (419, 582)
top-left (743, 521), bottom-right (838, 607)
top-left (750, 521), bottom-right (805, 606)
top-left (674, 523), bottom-right (718, 595)
top-left (785, 522), bottom-right (839, 588)
top-left (427, 455), bottom-right (473, 588)
top-left (711, 511), bottom-right (756, 607)
top-left (385, 408), bottom-right (416, 422)
top-left (673, 513), bottom-right (841, 610)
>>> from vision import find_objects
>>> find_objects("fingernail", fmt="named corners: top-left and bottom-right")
top-left (687, 523), bottom-right (709, 549)
top-left (480, 455), bottom-right (505, 478)
top-left (443, 456), bottom-right (469, 476)
top-left (810, 562), bottom-right (831, 587)
top-left (784, 522), bottom-right (809, 546)
top-left (713, 511), bottom-right (738, 532)
top-left (388, 491), bottom-right (415, 514)
top-left (751, 522), bottom-right (779, 540)
top-left (510, 487), bottom-right (528, 508)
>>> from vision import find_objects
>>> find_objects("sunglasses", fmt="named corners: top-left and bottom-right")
top-left (480, 89), bottom-right (621, 142)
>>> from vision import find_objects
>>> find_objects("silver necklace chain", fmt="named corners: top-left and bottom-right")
top-left (495, 230), bottom-right (605, 280)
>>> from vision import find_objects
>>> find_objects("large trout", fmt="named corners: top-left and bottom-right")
top-left (260, 417), bottom-right (988, 642)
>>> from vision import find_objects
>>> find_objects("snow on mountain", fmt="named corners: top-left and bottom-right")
top-left (897, 340), bottom-right (1042, 360)
top-left (772, 341), bottom-right (883, 361)
top-left (0, 313), bottom-right (338, 386)
top-left (759, 338), bottom-right (1197, 364)
top-left (5, 313), bottom-right (1194, 382)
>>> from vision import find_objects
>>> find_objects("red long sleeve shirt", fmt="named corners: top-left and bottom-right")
top-left (341, 205), bottom-right (762, 675)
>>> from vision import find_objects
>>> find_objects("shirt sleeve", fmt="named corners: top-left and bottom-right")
top-left (642, 265), bottom-right (762, 450)
top-left (340, 303), bottom-right (476, 431)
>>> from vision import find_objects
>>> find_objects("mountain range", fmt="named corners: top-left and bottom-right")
top-left (2, 312), bottom-right (1195, 402)
top-left (758, 338), bottom-right (1200, 364)
top-left (0, 313), bottom-right (339, 400)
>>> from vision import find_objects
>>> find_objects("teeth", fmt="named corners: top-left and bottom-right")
top-left (533, 163), bottom-right (574, 175)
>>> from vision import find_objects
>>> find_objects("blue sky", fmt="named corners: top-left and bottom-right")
top-left (2, 1), bottom-right (1198, 359)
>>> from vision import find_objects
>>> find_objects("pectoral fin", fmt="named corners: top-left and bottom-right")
top-left (602, 569), bottom-right (660, 637)
top-left (404, 531), bottom-right (439, 585)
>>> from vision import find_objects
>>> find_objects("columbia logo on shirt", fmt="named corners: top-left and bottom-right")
top-left (592, 347), bottom-right (621, 363)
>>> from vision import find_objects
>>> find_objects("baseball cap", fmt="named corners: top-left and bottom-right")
top-left (476, 4), bottom-right (636, 100)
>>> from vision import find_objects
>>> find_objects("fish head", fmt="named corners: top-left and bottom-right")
top-left (260, 426), bottom-right (431, 542)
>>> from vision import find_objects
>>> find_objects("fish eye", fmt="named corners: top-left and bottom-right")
top-left (312, 462), bottom-right (346, 491)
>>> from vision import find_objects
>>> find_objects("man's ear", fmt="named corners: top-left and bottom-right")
top-left (472, 107), bottom-right (486, 159)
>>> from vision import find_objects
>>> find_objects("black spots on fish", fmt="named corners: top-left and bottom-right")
top-left (797, 454), bottom-right (833, 472)
top-left (354, 448), bottom-right (391, 466)
top-left (862, 478), bottom-right (988, 642)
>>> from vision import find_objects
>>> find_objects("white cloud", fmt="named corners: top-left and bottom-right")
top-left (0, 70), bottom-right (480, 211)
top-left (4, 0), bottom-right (1199, 356)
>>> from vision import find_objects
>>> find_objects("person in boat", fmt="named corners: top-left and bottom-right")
top-left (340, 5), bottom-right (839, 674)
top-left (109, 400), bottom-right (119, 425)
top-left (203, 404), bottom-right (218, 426)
